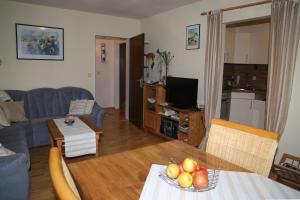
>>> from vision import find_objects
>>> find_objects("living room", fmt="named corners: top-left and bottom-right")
top-left (0, 0), bottom-right (300, 199)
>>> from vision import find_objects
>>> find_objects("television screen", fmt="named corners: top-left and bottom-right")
top-left (166, 77), bottom-right (198, 109)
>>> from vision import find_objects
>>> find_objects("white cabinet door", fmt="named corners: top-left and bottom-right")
top-left (251, 100), bottom-right (265, 129)
top-left (229, 98), bottom-right (253, 126)
top-left (233, 33), bottom-right (251, 64)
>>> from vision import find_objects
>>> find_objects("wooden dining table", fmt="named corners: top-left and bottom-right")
top-left (68, 140), bottom-right (247, 200)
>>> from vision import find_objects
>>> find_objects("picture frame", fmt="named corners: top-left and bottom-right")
top-left (186, 24), bottom-right (200, 50)
top-left (16, 23), bottom-right (64, 60)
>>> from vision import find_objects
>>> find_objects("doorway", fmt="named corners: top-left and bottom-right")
top-left (220, 18), bottom-right (270, 129)
top-left (95, 36), bottom-right (126, 112)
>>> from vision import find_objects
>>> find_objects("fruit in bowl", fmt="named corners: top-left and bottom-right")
top-left (183, 158), bottom-right (197, 173)
top-left (178, 172), bottom-right (193, 188)
top-left (165, 158), bottom-right (210, 191)
top-left (166, 164), bottom-right (180, 179)
top-left (193, 171), bottom-right (209, 189)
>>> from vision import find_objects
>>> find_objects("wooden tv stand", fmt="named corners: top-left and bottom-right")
top-left (143, 83), bottom-right (205, 146)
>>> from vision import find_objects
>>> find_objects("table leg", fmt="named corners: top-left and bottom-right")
top-left (57, 140), bottom-right (63, 153)
top-left (96, 134), bottom-right (100, 157)
top-left (50, 136), bottom-right (54, 147)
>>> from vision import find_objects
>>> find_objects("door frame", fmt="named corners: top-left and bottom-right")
top-left (94, 35), bottom-right (128, 116)
top-left (119, 42), bottom-right (126, 117)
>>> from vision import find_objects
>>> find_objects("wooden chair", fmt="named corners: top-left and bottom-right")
top-left (49, 147), bottom-right (81, 200)
top-left (206, 118), bottom-right (280, 177)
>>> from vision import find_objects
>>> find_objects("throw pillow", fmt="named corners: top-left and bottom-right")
top-left (69, 100), bottom-right (94, 115)
top-left (0, 143), bottom-right (15, 156)
top-left (0, 107), bottom-right (10, 128)
top-left (0, 90), bottom-right (12, 102)
top-left (0, 101), bottom-right (28, 122)
top-left (84, 100), bottom-right (94, 114)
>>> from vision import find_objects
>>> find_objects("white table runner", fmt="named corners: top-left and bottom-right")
top-left (140, 164), bottom-right (300, 200)
top-left (53, 117), bottom-right (96, 157)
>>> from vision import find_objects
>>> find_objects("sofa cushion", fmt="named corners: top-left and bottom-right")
top-left (0, 153), bottom-right (29, 200)
top-left (0, 90), bottom-right (12, 102)
top-left (0, 101), bottom-right (27, 122)
top-left (29, 117), bottom-right (54, 147)
top-left (0, 125), bottom-right (29, 164)
top-left (26, 88), bottom-right (64, 119)
top-left (5, 90), bottom-right (29, 118)
top-left (0, 143), bottom-right (15, 156)
top-left (69, 99), bottom-right (94, 115)
top-left (0, 107), bottom-right (10, 127)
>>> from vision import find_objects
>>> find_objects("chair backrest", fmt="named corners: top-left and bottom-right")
top-left (206, 118), bottom-right (279, 177)
top-left (49, 147), bottom-right (81, 200)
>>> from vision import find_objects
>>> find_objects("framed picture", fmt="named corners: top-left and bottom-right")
top-left (16, 23), bottom-right (64, 60)
top-left (186, 24), bottom-right (200, 50)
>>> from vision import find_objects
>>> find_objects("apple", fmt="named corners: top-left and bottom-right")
top-left (193, 172), bottom-right (208, 189)
top-left (178, 172), bottom-right (193, 188)
top-left (183, 158), bottom-right (197, 173)
top-left (166, 164), bottom-right (180, 179)
top-left (195, 166), bottom-right (208, 176)
top-left (177, 162), bottom-right (185, 173)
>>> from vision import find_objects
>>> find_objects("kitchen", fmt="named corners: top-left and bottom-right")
top-left (220, 18), bottom-right (270, 129)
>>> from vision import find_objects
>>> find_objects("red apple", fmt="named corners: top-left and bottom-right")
top-left (177, 162), bottom-right (185, 173)
top-left (193, 172), bottom-right (208, 189)
top-left (198, 166), bottom-right (208, 176)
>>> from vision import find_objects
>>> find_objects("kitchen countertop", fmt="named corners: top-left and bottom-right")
top-left (222, 89), bottom-right (266, 101)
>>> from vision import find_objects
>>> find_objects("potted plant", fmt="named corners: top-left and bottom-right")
top-left (156, 49), bottom-right (174, 84)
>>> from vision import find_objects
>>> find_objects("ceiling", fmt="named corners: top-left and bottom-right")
top-left (10, 0), bottom-right (200, 19)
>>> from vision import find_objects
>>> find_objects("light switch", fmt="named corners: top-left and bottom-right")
top-left (88, 73), bottom-right (92, 78)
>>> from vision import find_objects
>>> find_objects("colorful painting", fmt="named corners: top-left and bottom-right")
top-left (186, 24), bottom-right (200, 50)
top-left (16, 24), bottom-right (64, 60)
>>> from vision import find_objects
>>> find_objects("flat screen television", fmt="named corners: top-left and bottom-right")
top-left (166, 76), bottom-right (198, 109)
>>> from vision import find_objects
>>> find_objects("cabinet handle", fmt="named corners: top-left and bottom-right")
top-left (250, 100), bottom-right (253, 110)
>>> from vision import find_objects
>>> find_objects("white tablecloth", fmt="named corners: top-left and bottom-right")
top-left (53, 117), bottom-right (96, 157)
top-left (139, 164), bottom-right (300, 200)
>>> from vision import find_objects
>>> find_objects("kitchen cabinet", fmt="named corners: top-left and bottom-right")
top-left (224, 24), bottom-right (270, 64)
top-left (229, 92), bottom-right (265, 129)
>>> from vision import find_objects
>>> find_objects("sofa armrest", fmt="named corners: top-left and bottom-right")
top-left (0, 153), bottom-right (30, 200)
top-left (89, 102), bottom-right (105, 128)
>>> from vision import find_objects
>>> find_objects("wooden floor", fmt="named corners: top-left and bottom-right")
top-left (29, 109), bottom-right (166, 200)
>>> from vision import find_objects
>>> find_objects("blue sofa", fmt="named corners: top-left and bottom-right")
top-left (0, 87), bottom-right (105, 200)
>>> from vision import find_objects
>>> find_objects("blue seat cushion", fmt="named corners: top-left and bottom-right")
top-left (0, 125), bottom-right (29, 167)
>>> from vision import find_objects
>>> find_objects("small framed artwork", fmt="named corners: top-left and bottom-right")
top-left (101, 43), bottom-right (106, 62)
top-left (16, 23), bottom-right (64, 60)
top-left (186, 24), bottom-right (200, 50)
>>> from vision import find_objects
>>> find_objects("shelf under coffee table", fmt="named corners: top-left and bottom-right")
top-left (47, 116), bottom-right (103, 157)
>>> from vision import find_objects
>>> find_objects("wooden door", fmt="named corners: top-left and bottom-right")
top-left (129, 34), bottom-right (144, 128)
top-left (119, 43), bottom-right (126, 117)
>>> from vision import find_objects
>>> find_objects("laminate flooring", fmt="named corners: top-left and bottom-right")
top-left (29, 109), bottom-right (166, 200)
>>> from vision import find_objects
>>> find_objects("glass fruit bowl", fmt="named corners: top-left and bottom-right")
top-left (158, 168), bottom-right (220, 192)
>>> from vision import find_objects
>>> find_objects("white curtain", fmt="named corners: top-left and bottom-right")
top-left (266, 0), bottom-right (300, 134)
top-left (200, 10), bottom-right (224, 149)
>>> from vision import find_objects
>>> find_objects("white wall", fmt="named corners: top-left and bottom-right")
top-left (0, 0), bottom-right (140, 95)
top-left (141, 0), bottom-right (300, 161)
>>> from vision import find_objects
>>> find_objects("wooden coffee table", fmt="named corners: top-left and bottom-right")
top-left (47, 116), bottom-right (103, 157)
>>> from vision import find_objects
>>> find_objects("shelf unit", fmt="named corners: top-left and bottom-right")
top-left (143, 84), bottom-right (165, 134)
top-left (143, 83), bottom-right (205, 146)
